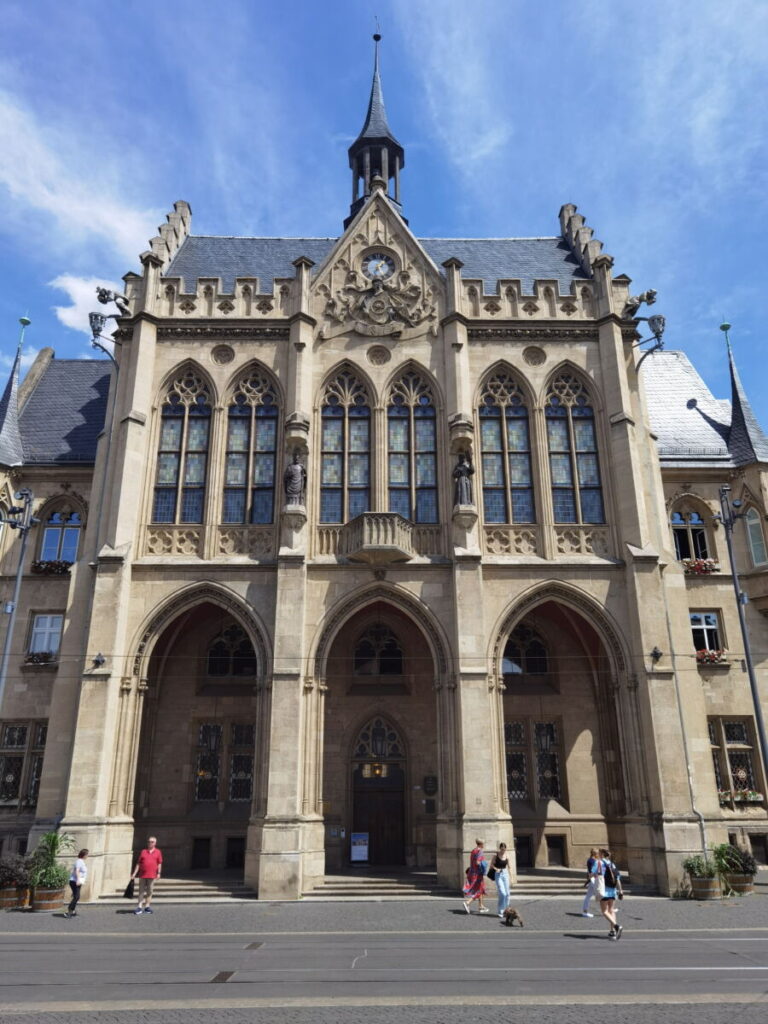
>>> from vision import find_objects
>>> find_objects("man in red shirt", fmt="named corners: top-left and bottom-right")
top-left (131, 836), bottom-right (163, 915)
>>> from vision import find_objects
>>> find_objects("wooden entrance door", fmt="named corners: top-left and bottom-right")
top-left (352, 764), bottom-right (405, 865)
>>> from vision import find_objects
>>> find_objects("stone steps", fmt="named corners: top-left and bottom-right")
top-left (98, 876), bottom-right (257, 904)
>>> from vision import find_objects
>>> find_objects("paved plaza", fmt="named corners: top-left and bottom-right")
top-left (1, 889), bottom-right (767, 1023)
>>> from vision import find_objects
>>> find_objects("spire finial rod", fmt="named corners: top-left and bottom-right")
top-left (720, 319), bottom-right (733, 355)
top-left (16, 315), bottom-right (30, 354)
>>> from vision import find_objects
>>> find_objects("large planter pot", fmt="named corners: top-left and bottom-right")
top-left (690, 877), bottom-right (721, 900)
top-left (0, 887), bottom-right (17, 910)
top-left (31, 886), bottom-right (66, 912)
top-left (725, 873), bottom-right (754, 896)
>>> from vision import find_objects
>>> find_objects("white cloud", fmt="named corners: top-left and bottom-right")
top-left (0, 345), bottom-right (40, 373)
top-left (0, 90), bottom-right (161, 265)
top-left (49, 274), bottom-right (124, 339)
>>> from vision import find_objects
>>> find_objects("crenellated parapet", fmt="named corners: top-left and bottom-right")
top-left (460, 276), bottom-right (597, 321)
top-left (158, 275), bottom-right (293, 320)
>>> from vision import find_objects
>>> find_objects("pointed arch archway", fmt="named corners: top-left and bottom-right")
top-left (488, 582), bottom-right (648, 870)
top-left (306, 583), bottom-right (456, 873)
top-left (108, 583), bottom-right (272, 875)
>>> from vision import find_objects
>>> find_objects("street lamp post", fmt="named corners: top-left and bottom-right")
top-left (0, 489), bottom-right (39, 711)
top-left (716, 484), bottom-right (768, 784)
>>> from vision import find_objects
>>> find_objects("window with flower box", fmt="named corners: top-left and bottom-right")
top-left (26, 613), bottom-right (63, 664)
top-left (690, 611), bottom-right (726, 663)
top-left (709, 718), bottom-right (764, 805)
top-left (503, 719), bottom-right (566, 807)
top-left (0, 721), bottom-right (47, 807)
top-left (32, 508), bottom-right (82, 574)
top-left (194, 721), bottom-right (255, 804)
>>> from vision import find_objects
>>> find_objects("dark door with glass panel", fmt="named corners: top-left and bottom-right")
top-left (352, 764), bottom-right (405, 866)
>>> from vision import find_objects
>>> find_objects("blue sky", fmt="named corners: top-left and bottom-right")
top-left (1, 0), bottom-right (766, 423)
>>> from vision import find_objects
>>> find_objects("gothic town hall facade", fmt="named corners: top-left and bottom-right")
top-left (1, 47), bottom-right (767, 900)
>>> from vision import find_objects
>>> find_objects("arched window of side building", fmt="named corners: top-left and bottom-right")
top-left (223, 371), bottom-right (279, 524)
top-left (745, 507), bottom-right (768, 567)
top-left (670, 506), bottom-right (710, 561)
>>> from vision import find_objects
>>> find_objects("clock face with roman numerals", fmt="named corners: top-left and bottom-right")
top-left (362, 252), bottom-right (396, 280)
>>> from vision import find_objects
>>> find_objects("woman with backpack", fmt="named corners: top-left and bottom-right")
top-left (598, 848), bottom-right (623, 940)
top-left (462, 839), bottom-right (489, 914)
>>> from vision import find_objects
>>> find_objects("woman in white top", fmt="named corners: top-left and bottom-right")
top-left (66, 849), bottom-right (89, 918)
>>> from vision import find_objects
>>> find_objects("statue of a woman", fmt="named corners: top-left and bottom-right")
top-left (283, 451), bottom-right (307, 506)
top-left (453, 452), bottom-right (475, 507)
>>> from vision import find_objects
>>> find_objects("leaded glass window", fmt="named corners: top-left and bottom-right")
top-left (502, 626), bottom-right (548, 676)
top-left (479, 373), bottom-right (534, 524)
top-left (745, 508), bottom-right (768, 566)
top-left (353, 717), bottom-right (404, 760)
top-left (0, 719), bottom-right (47, 807)
top-left (223, 373), bottom-right (279, 524)
top-left (387, 372), bottom-right (438, 523)
top-left (545, 374), bottom-right (604, 524)
top-left (354, 625), bottom-right (404, 675)
top-left (153, 372), bottom-right (212, 523)
top-left (206, 625), bottom-right (257, 677)
top-left (710, 717), bottom-right (764, 803)
top-left (195, 720), bottom-right (255, 803)
top-left (39, 509), bottom-right (81, 563)
top-left (321, 371), bottom-right (371, 523)
top-left (504, 717), bottom-right (565, 807)
top-left (671, 509), bottom-right (709, 560)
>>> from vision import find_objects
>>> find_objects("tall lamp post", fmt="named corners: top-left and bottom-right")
top-left (716, 484), bottom-right (768, 784)
top-left (0, 489), bottom-right (39, 711)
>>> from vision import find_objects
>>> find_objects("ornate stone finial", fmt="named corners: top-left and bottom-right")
top-left (370, 173), bottom-right (387, 193)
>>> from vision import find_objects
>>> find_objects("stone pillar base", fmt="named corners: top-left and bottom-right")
top-left (245, 815), bottom-right (324, 900)
top-left (44, 817), bottom-right (136, 901)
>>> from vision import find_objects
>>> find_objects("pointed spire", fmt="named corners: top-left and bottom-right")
top-left (0, 318), bottom-right (27, 468)
top-left (346, 33), bottom-right (406, 227)
top-left (356, 33), bottom-right (401, 146)
top-left (722, 322), bottom-right (768, 465)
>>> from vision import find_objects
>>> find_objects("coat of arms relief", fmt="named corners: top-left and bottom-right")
top-left (316, 210), bottom-right (439, 340)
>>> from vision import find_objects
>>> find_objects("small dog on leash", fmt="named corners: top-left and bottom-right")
top-left (502, 907), bottom-right (524, 927)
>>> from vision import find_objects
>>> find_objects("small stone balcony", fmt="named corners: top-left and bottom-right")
top-left (340, 512), bottom-right (415, 564)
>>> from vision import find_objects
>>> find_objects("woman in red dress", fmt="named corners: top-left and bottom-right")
top-left (462, 839), bottom-right (489, 914)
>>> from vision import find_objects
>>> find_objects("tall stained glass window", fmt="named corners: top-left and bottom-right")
top-left (153, 371), bottom-right (212, 524)
top-left (545, 373), bottom-right (604, 524)
top-left (320, 370), bottom-right (371, 523)
top-left (387, 372), bottom-right (438, 523)
top-left (223, 373), bottom-right (279, 524)
top-left (479, 373), bottom-right (534, 524)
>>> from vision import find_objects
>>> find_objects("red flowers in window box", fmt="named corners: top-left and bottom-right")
top-left (31, 560), bottom-right (72, 576)
top-left (682, 558), bottom-right (719, 575)
top-left (696, 649), bottom-right (728, 665)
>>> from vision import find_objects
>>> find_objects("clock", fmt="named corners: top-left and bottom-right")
top-left (362, 252), bottom-right (396, 281)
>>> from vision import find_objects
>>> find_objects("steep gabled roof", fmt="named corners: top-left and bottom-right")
top-left (19, 359), bottom-right (111, 464)
top-left (0, 341), bottom-right (24, 467)
top-left (354, 35), bottom-right (401, 147)
top-left (726, 335), bottom-right (768, 465)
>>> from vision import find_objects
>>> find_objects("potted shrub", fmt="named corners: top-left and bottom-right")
top-left (0, 854), bottom-right (32, 909)
top-left (29, 831), bottom-right (74, 912)
top-left (714, 843), bottom-right (758, 895)
top-left (682, 854), bottom-right (720, 899)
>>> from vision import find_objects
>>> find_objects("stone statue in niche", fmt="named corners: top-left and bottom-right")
top-left (283, 450), bottom-right (307, 506)
top-left (453, 452), bottom-right (475, 507)
top-left (96, 287), bottom-right (131, 317)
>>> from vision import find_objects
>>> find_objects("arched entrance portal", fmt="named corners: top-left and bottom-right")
top-left (351, 717), bottom-right (406, 865)
top-left (322, 600), bottom-right (440, 871)
top-left (131, 600), bottom-right (263, 875)
top-left (497, 598), bottom-right (630, 870)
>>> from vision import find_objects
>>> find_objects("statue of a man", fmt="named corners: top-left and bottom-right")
top-left (453, 452), bottom-right (475, 507)
top-left (283, 450), bottom-right (307, 506)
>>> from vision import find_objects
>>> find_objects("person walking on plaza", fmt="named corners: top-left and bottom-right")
top-left (65, 849), bottom-right (88, 918)
top-left (598, 848), bottom-right (623, 940)
top-left (581, 846), bottom-right (600, 917)
top-left (131, 836), bottom-right (163, 915)
top-left (491, 842), bottom-right (511, 919)
top-left (462, 839), bottom-right (489, 914)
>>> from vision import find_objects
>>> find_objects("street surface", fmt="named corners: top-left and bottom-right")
top-left (1, 891), bottom-right (767, 1023)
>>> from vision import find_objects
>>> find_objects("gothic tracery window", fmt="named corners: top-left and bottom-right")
top-left (223, 372), bottom-right (279, 524)
top-left (479, 373), bottom-right (534, 524)
top-left (387, 371), bottom-right (438, 523)
top-left (354, 625), bottom-right (404, 675)
top-left (502, 626), bottom-right (548, 677)
top-left (207, 624), bottom-right (257, 677)
top-left (320, 370), bottom-right (371, 523)
top-left (153, 372), bottom-right (212, 524)
top-left (353, 717), bottom-right (405, 760)
top-left (545, 373), bottom-right (604, 524)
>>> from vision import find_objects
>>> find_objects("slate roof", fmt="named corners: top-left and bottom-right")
top-left (726, 339), bottom-right (768, 465)
top-left (165, 235), bottom-right (589, 295)
top-left (0, 343), bottom-right (24, 467)
top-left (641, 351), bottom-right (734, 467)
top-left (356, 40), bottom-right (400, 146)
top-left (19, 360), bottom-right (111, 464)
